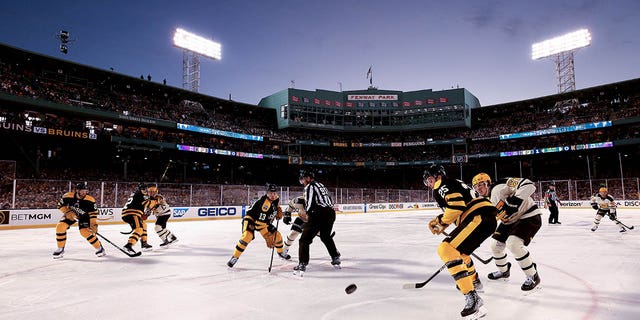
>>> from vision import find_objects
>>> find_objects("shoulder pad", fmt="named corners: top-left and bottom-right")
top-left (83, 195), bottom-right (96, 202)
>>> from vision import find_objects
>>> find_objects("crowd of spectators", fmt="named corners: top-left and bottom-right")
top-left (2, 45), bottom-right (640, 209)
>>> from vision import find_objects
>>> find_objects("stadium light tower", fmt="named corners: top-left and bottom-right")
top-left (532, 29), bottom-right (591, 94)
top-left (173, 28), bottom-right (222, 93)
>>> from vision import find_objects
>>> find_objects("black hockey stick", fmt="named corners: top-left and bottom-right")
top-left (268, 219), bottom-right (280, 273)
top-left (442, 231), bottom-right (493, 265)
top-left (403, 263), bottom-right (447, 289)
top-left (96, 232), bottom-right (141, 257)
top-left (613, 218), bottom-right (634, 230)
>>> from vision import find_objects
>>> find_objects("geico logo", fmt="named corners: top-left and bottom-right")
top-left (11, 213), bottom-right (52, 220)
top-left (197, 207), bottom-right (237, 216)
top-left (173, 208), bottom-right (188, 217)
top-left (564, 203), bottom-right (582, 207)
top-left (624, 201), bottom-right (640, 206)
top-left (98, 208), bottom-right (114, 215)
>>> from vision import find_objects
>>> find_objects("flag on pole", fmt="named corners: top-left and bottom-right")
top-left (366, 66), bottom-right (372, 85)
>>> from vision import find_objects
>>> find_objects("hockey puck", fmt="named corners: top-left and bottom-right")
top-left (345, 284), bottom-right (357, 294)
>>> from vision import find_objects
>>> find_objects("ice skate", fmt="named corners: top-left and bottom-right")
top-left (591, 225), bottom-right (598, 232)
top-left (620, 228), bottom-right (627, 233)
top-left (461, 290), bottom-right (487, 319)
top-left (487, 262), bottom-right (511, 280)
top-left (159, 239), bottom-right (171, 247)
top-left (293, 263), bottom-right (307, 276)
top-left (141, 241), bottom-right (153, 252)
top-left (95, 246), bottom-right (106, 257)
top-left (227, 257), bottom-right (238, 268)
top-left (124, 243), bottom-right (137, 255)
top-left (53, 247), bottom-right (65, 259)
top-left (521, 265), bottom-right (541, 291)
top-left (278, 252), bottom-right (291, 260)
top-left (331, 255), bottom-right (341, 269)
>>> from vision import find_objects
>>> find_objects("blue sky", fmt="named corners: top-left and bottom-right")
top-left (1, 0), bottom-right (638, 106)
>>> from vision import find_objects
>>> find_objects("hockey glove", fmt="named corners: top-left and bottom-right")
top-left (283, 212), bottom-right (292, 225)
top-left (267, 224), bottom-right (277, 233)
top-left (608, 209), bottom-right (617, 221)
top-left (504, 196), bottom-right (522, 215)
top-left (428, 215), bottom-right (448, 235)
top-left (591, 203), bottom-right (599, 210)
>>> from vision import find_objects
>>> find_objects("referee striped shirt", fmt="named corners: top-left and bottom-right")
top-left (304, 181), bottom-right (333, 212)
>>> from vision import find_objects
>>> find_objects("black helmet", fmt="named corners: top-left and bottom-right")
top-left (266, 183), bottom-right (278, 192)
top-left (299, 169), bottom-right (315, 179)
top-left (138, 183), bottom-right (148, 191)
top-left (75, 182), bottom-right (88, 190)
top-left (423, 164), bottom-right (446, 179)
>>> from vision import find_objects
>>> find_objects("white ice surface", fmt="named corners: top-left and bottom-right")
top-left (1, 208), bottom-right (639, 320)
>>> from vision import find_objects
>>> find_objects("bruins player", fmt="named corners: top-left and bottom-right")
top-left (146, 185), bottom-right (179, 246)
top-left (472, 173), bottom-right (542, 291)
top-left (227, 184), bottom-right (290, 268)
top-left (423, 165), bottom-right (497, 319)
top-left (53, 183), bottom-right (105, 258)
top-left (122, 183), bottom-right (152, 254)
top-left (590, 187), bottom-right (626, 232)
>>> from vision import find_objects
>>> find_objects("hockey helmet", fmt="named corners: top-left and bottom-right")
top-left (472, 173), bottom-right (491, 187)
top-left (75, 182), bottom-right (88, 191)
top-left (599, 187), bottom-right (607, 193)
top-left (299, 169), bottom-right (315, 179)
top-left (423, 164), bottom-right (446, 179)
top-left (266, 183), bottom-right (278, 192)
top-left (148, 184), bottom-right (158, 195)
top-left (138, 183), bottom-right (148, 191)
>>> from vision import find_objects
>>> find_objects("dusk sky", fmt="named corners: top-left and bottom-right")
top-left (1, 0), bottom-right (638, 106)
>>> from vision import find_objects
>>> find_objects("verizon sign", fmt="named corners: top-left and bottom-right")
top-left (348, 95), bottom-right (398, 101)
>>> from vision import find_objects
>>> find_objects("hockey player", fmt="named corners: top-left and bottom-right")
top-left (53, 183), bottom-right (105, 258)
top-left (472, 173), bottom-right (542, 291)
top-left (227, 184), bottom-right (290, 268)
top-left (424, 165), bottom-right (497, 319)
top-left (590, 187), bottom-right (626, 233)
top-left (146, 185), bottom-right (178, 246)
top-left (544, 182), bottom-right (562, 224)
top-left (294, 169), bottom-right (341, 276)
top-left (282, 195), bottom-right (308, 256)
top-left (122, 183), bottom-right (153, 254)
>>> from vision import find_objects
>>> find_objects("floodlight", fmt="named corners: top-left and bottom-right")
top-left (173, 28), bottom-right (221, 60)
top-left (531, 29), bottom-right (591, 60)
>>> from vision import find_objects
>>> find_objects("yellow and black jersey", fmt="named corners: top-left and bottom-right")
top-left (57, 192), bottom-right (98, 217)
top-left (433, 177), bottom-right (494, 226)
top-left (246, 195), bottom-right (280, 223)
top-left (122, 190), bottom-right (150, 216)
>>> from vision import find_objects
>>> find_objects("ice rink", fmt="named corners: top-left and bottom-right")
top-left (1, 208), bottom-right (639, 320)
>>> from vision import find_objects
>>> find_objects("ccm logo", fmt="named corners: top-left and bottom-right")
top-left (197, 208), bottom-right (237, 216)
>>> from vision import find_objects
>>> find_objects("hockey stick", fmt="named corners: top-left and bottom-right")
top-left (120, 228), bottom-right (133, 235)
top-left (268, 219), bottom-right (280, 273)
top-left (403, 263), bottom-right (447, 289)
top-left (96, 232), bottom-right (141, 257)
top-left (613, 218), bottom-right (634, 230)
top-left (442, 231), bottom-right (493, 265)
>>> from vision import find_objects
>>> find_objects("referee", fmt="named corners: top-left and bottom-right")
top-left (294, 169), bottom-right (341, 274)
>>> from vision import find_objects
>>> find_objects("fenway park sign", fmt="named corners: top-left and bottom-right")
top-left (348, 95), bottom-right (398, 101)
